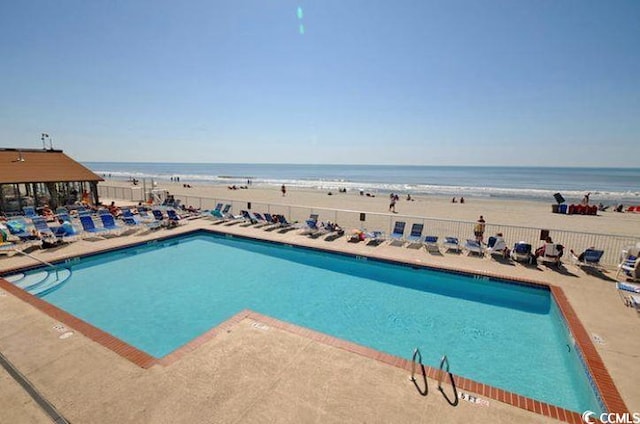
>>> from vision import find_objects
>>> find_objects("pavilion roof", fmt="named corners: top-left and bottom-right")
top-left (0, 148), bottom-right (103, 184)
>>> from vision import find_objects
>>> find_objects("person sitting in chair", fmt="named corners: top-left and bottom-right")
top-left (491, 232), bottom-right (510, 258)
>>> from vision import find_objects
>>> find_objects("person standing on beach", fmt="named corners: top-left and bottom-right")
top-left (389, 193), bottom-right (397, 213)
top-left (281, 184), bottom-right (286, 196)
top-left (474, 215), bottom-right (486, 243)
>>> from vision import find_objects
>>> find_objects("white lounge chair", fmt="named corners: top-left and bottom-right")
top-left (511, 242), bottom-right (533, 264)
top-left (389, 221), bottom-right (406, 245)
top-left (539, 243), bottom-right (563, 266)
top-left (464, 239), bottom-right (483, 256)
top-left (486, 235), bottom-right (509, 260)
top-left (618, 256), bottom-right (640, 282)
top-left (405, 223), bottom-right (424, 247)
top-left (442, 237), bottom-right (461, 253)
top-left (617, 281), bottom-right (640, 313)
top-left (424, 236), bottom-right (439, 252)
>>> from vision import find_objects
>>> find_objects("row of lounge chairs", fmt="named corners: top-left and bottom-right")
top-left (201, 210), bottom-right (621, 275)
top-left (0, 205), bottom-right (193, 256)
top-left (363, 220), bottom-right (613, 271)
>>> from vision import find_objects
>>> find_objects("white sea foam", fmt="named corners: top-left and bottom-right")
top-left (92, 168), bottom-right (640, 203)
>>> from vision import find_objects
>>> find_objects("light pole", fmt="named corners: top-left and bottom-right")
top-left (41, 133), bottom-right (50, 149)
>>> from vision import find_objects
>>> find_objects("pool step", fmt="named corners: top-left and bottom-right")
top-left (29, 269), bottom-right (72, 297)
top-left (13, 271), bottom-right (49, 289)
top-left (1, 273), bottom-right (25, 283)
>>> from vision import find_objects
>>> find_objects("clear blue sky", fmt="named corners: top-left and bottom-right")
top-left (1, 1), bottom-right (638, 166)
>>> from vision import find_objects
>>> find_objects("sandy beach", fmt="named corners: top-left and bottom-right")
top-left (103, 179), bottom-right (640, 238)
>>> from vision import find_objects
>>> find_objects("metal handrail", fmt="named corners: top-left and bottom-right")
top-left (8, 249), bottom-right (60, 280)
top-left (409, 347), bottom-right (428, 396)
top-left (437, 354), bottom-right (459, 406)
top-left (410, 348), bottom-right (422, 382)
top-left (437, 355), bottom-right (450, 390)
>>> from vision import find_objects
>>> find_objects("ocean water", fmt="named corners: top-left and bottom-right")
top-left (84, 162), bottom-right (640, 203)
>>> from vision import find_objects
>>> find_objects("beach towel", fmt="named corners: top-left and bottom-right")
top-left (617, 281), bottom-right (640, 293)
top-left (6, 220), bottom-right (26, 234)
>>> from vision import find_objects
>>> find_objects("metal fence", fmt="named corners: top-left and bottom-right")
top-left (98, 184), bottom-right (638, 268)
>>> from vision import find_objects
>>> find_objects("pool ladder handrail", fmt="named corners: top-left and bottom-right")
top-left (410, 347), bottom-right (422, 382)
top-left (9, 249), bottom-right (61, 280)
top-left (437, 355), bottom-right (449, 390)
top-left (410, 347), bottom-right (428, 396)
top-left (437, 355), bottom-right (459, 406)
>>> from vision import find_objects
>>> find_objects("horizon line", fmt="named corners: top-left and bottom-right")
top-left (80, 161), bottom-right (640, 170)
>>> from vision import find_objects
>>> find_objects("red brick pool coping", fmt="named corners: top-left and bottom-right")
top-left (0, 242), bottom-right (629, 423)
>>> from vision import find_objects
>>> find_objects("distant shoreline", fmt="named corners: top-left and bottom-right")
top-left (86, 162), bottom-right (640, 205)
top-left (99, 179), bottom-right (640, 237)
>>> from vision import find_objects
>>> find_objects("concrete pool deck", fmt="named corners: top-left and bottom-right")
top-left (0, 218), bottom-right (638, 423)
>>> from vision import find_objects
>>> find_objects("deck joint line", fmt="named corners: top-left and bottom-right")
top-left (0, 351), bottom-right (70, 424)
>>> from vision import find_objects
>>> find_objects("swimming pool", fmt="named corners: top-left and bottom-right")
top-left (6, 231), bottom-right (603, 413)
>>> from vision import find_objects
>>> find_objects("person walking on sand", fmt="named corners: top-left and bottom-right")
top-left (389, 193), bottom-right (397, 213)
top-left (474, 215), bottom-right (486, 243)
top-left (281, 184), bottom-right (286, 196)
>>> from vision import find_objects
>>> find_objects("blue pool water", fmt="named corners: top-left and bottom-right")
top-left (39, 232), bottom-right (601, 413)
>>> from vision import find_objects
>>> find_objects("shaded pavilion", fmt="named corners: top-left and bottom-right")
top-left (0, 148), bottom-right (103, 215)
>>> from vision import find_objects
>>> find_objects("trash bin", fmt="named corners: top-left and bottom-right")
top-left (558, 204), bottom-right (568, 214)
top-left (551, 204), bottom-right (559, 213)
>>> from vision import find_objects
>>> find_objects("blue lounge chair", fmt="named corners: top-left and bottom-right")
top-left (571, 248), bottom-right (604, 270)
top-left (260, 213), bottom-right (280, 229)
top-left (79, 215), bottom-right (110, 236)
top-left (238, 210), bottom-right (257, 226)
top-left (511, 242), bottom-right (533, 263)
top-left (486, 235), bottom-right (510, 260)
top-left (152, 209), bottom-right (165, 222)
top-left (211, 204), bottom-right (232, 222)
top-left (166, 209), bottom-right (184, 222)
top-left (389, 221), bottom-right (406, 245)
top-left (99, 213), bottom-right (125, 234)
top-left (442, 237), bottom-right (461, 253)
top-left (276, 215), bottom-right (295, 232)
top-left (74, 206), bottom-right (91, 216)
top-left (424, 235), bottom-right (439, 252)
top-left (203, 203), bottom-right (224, 219)
top-left (464, 239), bottom-right (484, 256)
top-left (122, 208), bottom-right (160, 230)
top-left (308, 222), bottom-right (333, 239)
top-left (23, 206), bottom-right (37, 218)
top-left (52, 215), bottom-right (81, 242)
top-left (250, 213), bottom-right (270, 228)
top-left (31, 217), bottom-right (58, 240)
top-left (405, 223), bottom-right (424, 247)
top-left (248, 212), bottom-right (265, 225)
top-left (299, 219), bottom-right (320, 235)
